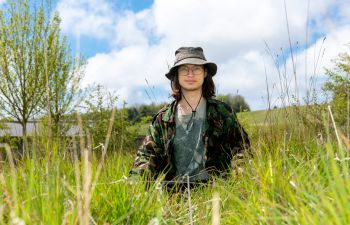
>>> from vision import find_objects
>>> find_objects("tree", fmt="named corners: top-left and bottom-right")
top-left (216, 94), bottom-right (251, 113)
top-left (0, 0), bottom-right (83, 146)
top-left (42, 12), bottom-right (85, 138)
top-left (0, 0), bottom-right (48, 142)
top-left (323, 51), bottom-right (350, 134)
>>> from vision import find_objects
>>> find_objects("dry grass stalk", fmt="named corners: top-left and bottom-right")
top-left (187, 175), bottom-right (194, 225)
top-left (90, 108), bottom-right (115, 194)
top-left (328, 105), bottom-right (342, 148)
top-left (71, 107), bottom-right (115, 225)
top-left (75, 113), bottom-right (84, 224)
top-left (212, 192), bottom-right (220, 225)
top-left (0, 144), bottom-right (26, 224)
top-left (0, 143), bottom-right (18, 216)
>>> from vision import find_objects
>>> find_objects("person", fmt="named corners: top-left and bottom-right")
top-left (130, 47), bottom-right (250, 190)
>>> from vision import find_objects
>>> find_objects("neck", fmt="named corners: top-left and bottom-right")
top-left (179, 89), bottom-right (203, 112)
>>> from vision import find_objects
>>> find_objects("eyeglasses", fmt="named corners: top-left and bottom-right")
top-left (178, 65), bottom-right (204, 76)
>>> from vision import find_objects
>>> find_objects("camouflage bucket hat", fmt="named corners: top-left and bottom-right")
top-left (165, 47), bottom-right (217, 80)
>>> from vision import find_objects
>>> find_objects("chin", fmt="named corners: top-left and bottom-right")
top-left (182, 86), bottom-right (202, 92)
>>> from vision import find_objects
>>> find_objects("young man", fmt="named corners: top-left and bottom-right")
top-left (130, 47), bottom-right (250, 187)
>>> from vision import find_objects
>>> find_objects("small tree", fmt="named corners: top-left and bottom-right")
top-left (0, 0), bottom-right (49, 147)
top-left (323, 51), bottom-right (350, 135)
top-left (83, 85), bottom-right (136, 152)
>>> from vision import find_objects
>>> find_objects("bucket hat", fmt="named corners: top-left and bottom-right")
top-left (165, 47), bottom-right (217, 80)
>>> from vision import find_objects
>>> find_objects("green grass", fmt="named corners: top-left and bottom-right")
top-left (237, 108), bottom-right (272, 125)
top-left (237, 105), bottom-right (318, 126)
top-left (1, 105), bottom-right (350, 224)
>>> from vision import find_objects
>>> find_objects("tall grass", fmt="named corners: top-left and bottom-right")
top-left (1, 106), bottom-right (350, 224)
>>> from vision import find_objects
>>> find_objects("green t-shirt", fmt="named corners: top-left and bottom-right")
top-left (174, 98), bottom-right (209, 182)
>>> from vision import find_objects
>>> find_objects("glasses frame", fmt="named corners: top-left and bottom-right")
top-left (178, 65), bottom-right (205, 76)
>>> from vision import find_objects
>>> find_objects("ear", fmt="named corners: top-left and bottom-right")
top-left (204, 68), bottom-right (208, 77)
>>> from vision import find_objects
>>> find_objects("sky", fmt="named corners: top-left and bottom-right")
top-left (2, 0), bottom-right (350, 110)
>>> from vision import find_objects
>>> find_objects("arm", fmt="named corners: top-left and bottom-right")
top-left (129, 120), bottom-right (164, 179)
top-left (230, 112), bottom-right (250, 152)
top-left (228, 112), bottom-right (250, 166)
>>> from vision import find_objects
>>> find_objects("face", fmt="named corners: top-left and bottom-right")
top-left (177, 64), bottom-right (207, 92)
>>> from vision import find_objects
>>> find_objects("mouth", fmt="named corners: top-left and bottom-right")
top-left (185, 80), bottom-right (196, 84)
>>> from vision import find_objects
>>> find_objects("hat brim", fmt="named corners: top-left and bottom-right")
top-left (165, 58), bottom-right (217, 80)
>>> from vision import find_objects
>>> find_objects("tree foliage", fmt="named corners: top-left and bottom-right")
top-left (126, 103), bottom-right (165, 124)
top-left (216, 94), bottom-right (251, 113)
top-left (0, 0), bottom-right (47, 136)
top-left (323, 51), bottom-right (350, 130)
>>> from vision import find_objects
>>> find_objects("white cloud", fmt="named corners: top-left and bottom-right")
top-left (57, 0), bottom-right (156, 47)
top-left (113, 9), bottom-right (154, 47)
top-left (84, 45), bottom-right (168, 87)
top-left (57, 0), bottom-right (350, 110)
top-left (57, 0), bottom-right (117, 39)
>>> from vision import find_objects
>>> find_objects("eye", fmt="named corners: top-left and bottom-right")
top-left (193, 66), bottom-right (203, 73)
top-left (179, 67), bottom-right (187, 72)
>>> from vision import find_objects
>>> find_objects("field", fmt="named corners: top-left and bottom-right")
top-left (1, 105), bottom-right (350, 225)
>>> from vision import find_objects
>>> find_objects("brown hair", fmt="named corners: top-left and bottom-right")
top-left (171, 67), bottom-right (216, 101)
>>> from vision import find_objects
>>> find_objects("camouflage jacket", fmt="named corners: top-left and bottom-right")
top-left (130, 98), bottom-right (250, 181)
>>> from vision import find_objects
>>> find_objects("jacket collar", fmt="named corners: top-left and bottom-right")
top-left (162, 100), bottom-right (177, 123)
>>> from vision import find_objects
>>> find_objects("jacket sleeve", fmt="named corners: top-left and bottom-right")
top-left (228, 111), bottom-right (250, 164)
top-left (129, 118), bottom-right (164, 179)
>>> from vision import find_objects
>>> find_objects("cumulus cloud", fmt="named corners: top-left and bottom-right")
top-left (57, 0), bottom-right (350, 110)
top-left (57, 0), bottom-right (117, 39)
top-left (114, 8), bottom-right (158, 46)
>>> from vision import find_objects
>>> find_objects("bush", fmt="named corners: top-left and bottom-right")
top-left (216, 94), bottom-right (251, 112)
top-left (323, 52), bottom-right (350, 132)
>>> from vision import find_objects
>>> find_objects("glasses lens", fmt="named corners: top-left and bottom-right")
top-left (193, 66), bottom-right (203, 75)
top-left (178, 66), bottom-right (203, 76)
top-left (178, 67), bottom-right (189, 76)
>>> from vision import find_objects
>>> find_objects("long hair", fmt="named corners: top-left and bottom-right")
top-left (171, 67), bottom-right (216, 101)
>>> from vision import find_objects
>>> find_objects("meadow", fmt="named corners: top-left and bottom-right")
top-left (1, 104), bottom-right (350, 225)
top-left (1, 0), bottom-right (349, 224)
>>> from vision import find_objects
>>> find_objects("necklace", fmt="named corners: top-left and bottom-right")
top-left (182, 94), bottom-right (202, 115)
top-left (182, 93), bottom-right (202, 131)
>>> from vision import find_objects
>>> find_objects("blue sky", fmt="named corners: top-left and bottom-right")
top-left (2, 0), bottom-right (349, 110)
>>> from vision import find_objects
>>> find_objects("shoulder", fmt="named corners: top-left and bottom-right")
top-left (207, 98), bottom-right (234, 114)
top-left (207, 98), bottom-right (240, 128)
top-left (151, 101), bottom-right (176, 125)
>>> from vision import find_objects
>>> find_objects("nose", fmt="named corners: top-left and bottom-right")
top-left (187, 68), bottom-right (196, 76)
